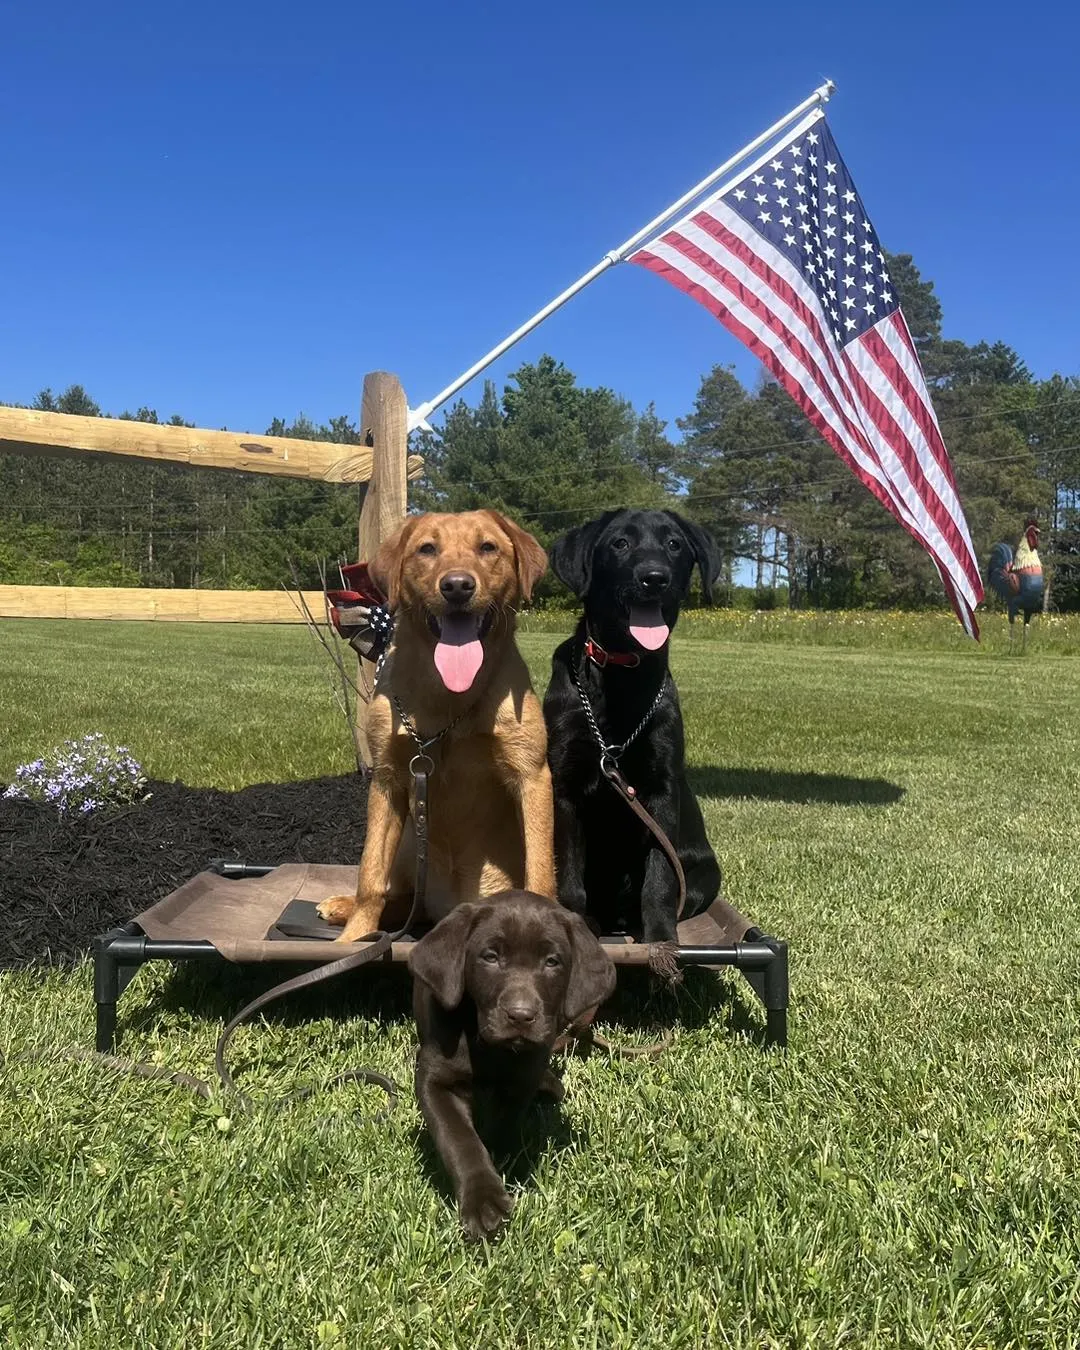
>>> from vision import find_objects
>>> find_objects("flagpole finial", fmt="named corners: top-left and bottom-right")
top-left (815, 79), bottom-right (836, 103)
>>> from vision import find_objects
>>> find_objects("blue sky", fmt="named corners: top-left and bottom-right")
top-left (3, 1), bottom-right (1077, 440)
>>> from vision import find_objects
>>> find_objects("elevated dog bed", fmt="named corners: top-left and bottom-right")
top-left (92, 861), bottom-right (788, 1051)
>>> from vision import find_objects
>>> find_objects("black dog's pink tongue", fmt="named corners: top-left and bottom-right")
top-left (629, 603), bottom-right (669, 651)
top-left (433, 612), bottom-right (484, 692)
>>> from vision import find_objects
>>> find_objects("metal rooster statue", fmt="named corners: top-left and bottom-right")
top-left (987, 517), bottom-right (1044, 652)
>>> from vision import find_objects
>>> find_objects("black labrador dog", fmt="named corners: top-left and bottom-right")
top-left (544, 509), bottom-right (723, 947)
top-left (409, 891), bottom-right (615, 1242)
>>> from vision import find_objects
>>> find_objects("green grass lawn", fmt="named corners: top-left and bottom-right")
top-left (2, 618), bottom-right (1080, 1348)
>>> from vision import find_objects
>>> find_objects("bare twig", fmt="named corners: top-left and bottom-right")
top-left (283, 562), bottom-right (366, 775)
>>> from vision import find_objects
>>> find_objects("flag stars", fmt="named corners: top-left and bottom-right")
top-left (862, 280), bottom-right (876, 296)
top-left (842, 189), bottom-right (856, 203)
top-left (773, 177), bottom-right (787, 190)
top-left (881, 289), bottom-right (893, 305)
top-left (752, 173), bottom-right (765, 186)
top-left (758, 210), bottom-right (772, 223)
top-left (754, 192), bottom-right (768, 204)
top-left (824, 224), bottom-right (837, 238)
top-left (770, 158), bottom-right (783, 171)
top-left (825, 160), bottom-right (837, 175)
top-left (733, 188), bottom-right (747, 201)
top-left (784, 233), bottom-right (796, 246)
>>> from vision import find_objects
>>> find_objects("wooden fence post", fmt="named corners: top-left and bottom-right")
top-left (354, 372), bottom-right (410, 765)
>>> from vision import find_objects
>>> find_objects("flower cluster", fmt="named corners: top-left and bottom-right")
top-left (3, 733), bottom-right (147, 817)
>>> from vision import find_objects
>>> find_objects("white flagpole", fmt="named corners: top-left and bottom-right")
top-left (407, 80), bottom-right (835, 431)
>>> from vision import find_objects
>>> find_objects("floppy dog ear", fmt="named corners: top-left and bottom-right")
top-left (549, 512), bottom-right (618, 599)
top-left (408, 902), bottom-right (484, 1010)
top-left (369, 515), bottom-right (422, 611)
top-left (561, 912), bottom-right (617, 1025)
top-left (665, 512), bottom-right (723, 605)
top-left (482, 511), bottom-right (548, 604)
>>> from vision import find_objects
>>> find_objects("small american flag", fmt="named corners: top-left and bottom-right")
top-left (630, 111), bottom-right (984, 636)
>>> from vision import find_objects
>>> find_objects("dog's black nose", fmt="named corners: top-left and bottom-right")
top-left (639, 568), bottom-right (671, 593)
top-left (439, 572), bottom-right (477, 604)
top-left (504, 1003), bottom-right (538, 1026)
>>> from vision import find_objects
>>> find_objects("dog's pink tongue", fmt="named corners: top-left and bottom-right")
top-left (433, 612), bottom-right (484, 693)
top-left (629, 603), bottom-right (669, 651)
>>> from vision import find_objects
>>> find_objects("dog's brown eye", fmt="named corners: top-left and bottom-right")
top-left (544, 955), bottom-right (561, 969)
top-left (612, 538), bottom-right (630, 552)
top-left (667, 536), bottom-right (683, 552)
top-left (479, 541), bottom-right (498, 554)
top-left (417, 542), bottom-right (437, 557)
top-left (480, 949), bottom-right (499, 965)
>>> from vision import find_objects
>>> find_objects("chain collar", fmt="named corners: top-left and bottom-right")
top-left (569, 653), bottom-right (668, 776)
top-left (393, 694), bottom-right (470, 773)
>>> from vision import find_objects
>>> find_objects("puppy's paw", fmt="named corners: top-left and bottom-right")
top-left (537, 1067), bottom-right (565, 1102)
top-left (459, 1175), bottom-right (514, 1243)
top-left (316, 895), bottom-right (356, 926)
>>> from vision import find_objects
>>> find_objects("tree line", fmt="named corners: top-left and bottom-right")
top-left (2, 253), bottom-right (1078, 610)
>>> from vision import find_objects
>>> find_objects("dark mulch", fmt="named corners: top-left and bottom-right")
top-left (0, 775), bottom-right (368, 970)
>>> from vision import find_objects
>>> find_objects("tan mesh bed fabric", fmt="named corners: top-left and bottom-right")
top-left (134, 863), bottom-right (755, 964)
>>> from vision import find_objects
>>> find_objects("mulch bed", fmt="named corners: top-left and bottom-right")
top-left (0, 775), bottom-right (368, 970)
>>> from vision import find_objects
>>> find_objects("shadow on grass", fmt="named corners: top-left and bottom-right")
top-left (129, 954), bottom-right (768, 1050)
top-left (140, 957), bottom-right (415, 1035)
top-left (413, 1090), bottom-right (587, 1212)
top-left (689, 765), bottom-right (904, 805)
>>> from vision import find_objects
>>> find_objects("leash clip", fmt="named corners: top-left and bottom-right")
top-left (409, 752), bottom-right (435, 777)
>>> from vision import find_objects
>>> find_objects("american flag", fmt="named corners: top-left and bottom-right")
top-left (630, 111), bottom-right (984, 636)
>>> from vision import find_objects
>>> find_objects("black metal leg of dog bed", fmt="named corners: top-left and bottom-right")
top-left (93, 928), bottom-right (221, 1052)
top-left (93, 924), bottom-right (142, 1053)
top-left (760, 939), bottom-right (789, 1049)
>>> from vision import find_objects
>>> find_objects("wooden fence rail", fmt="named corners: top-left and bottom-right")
top-left (0, 585), bottom-right (325, 624)
top-left (0, 404), bottom-right (424, 484)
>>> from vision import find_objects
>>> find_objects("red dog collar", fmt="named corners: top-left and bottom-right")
top-left (584, 637), bottom-right (641, 669)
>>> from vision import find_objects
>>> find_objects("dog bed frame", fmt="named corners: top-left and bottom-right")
top-left (91, 860), bottom-right (789, 1052)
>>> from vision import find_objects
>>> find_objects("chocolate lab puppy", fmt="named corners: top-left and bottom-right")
top-left (409, 891), bottom-right (616, 1242)
top-left (543, 509), bottom-right (723, 947)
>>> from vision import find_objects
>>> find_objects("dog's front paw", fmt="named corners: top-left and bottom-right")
top-left (459, 1174), bottom-right (514, 1243)
top-left (336, 900), bottom-right (387, 942)
top-left (646, 939), bottom-right (683, 985)
top-left (316, 894), bottom-right (356, 926)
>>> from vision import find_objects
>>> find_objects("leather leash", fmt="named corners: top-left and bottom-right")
top-left (212, 753), bottom-right (432, 1114)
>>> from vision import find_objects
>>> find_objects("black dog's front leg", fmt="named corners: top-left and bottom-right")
top-left (415, 1057), bottom-right (513, 1242)
top-left (553, 791), bottom-right (589, 917)
top-left (639, 780), bottom-right (683, 948)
